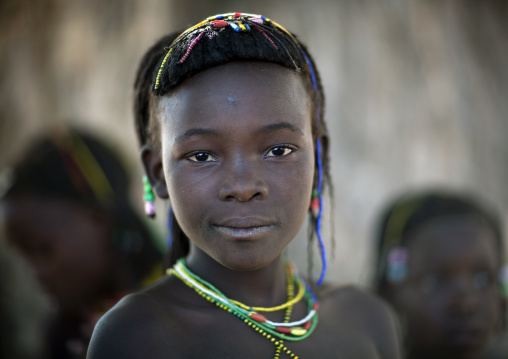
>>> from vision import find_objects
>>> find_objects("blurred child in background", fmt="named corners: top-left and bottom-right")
top-left (373, 189), bottom-right (507, 359)
top-left (0, 127), bottom-right (164, 359)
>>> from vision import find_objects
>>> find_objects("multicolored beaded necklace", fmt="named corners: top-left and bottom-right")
top-left (167, 259), bottom-right (319, 359)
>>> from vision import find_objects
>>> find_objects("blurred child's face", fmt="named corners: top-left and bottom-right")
top-left (390, 216), bottom-right (502, 359)
top-left (154, 62), bottom-right (315, 271)
top-left (2, 194), bottom-right (113, 316)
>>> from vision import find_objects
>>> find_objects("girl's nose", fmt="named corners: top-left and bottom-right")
top-left (218, 158), bottom-right (269, 202)
top-left (446, 277), bottom-right (480, 315)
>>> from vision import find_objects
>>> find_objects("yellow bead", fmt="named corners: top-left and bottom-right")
top-left (290, 327), bottom-right (307, 336)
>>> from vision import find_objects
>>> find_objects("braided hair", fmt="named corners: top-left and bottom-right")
top-left (134, 13), bottom-right (333, 282)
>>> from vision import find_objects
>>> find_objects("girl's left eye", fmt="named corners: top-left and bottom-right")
top-left (266, 146), bottom-right (294, 157)
top-left (187, 152), bottom-right (216, 162)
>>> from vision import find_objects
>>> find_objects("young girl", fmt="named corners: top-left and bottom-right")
top-left (373, 190), bottom-right (507, 359)
top-left (88, 13), bottom-right (401, 359)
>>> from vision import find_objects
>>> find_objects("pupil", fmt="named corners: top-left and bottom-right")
top-left (272, 147), bottom-right (284, 156)
top-left (196, 153), bottom-right (208, 161)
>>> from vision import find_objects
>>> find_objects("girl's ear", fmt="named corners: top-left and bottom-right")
top-left (141, 145), bottom-right (169, 199)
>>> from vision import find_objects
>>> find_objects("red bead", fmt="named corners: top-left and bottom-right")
top-left (211, 20), bottom-right (227, 28)
top-left (310, 198), bottom-right (320, 211)
top-left (313, 302), bottom-right (320, 311)
top-left (303, 321), bottom-right (311, 330)
top-left (276, 326), bottom-right (291, 334)
top-left (249, 313), bottom-right (267, 322)
top-left (234, 12), bottom-right (241, 17)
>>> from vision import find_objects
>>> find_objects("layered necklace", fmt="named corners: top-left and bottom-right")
top-left (167, 259), bottom-right (319, 359)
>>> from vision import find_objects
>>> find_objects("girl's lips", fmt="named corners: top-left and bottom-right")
top-left (212, 224), bottom-right (274, 240)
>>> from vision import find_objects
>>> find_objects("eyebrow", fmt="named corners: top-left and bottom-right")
top-left (255, 122), bottom-right (304, 136)
top-left (175, 128), bottom-right (220, 144)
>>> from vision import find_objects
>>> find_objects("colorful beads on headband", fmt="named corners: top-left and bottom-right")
top-left (180, 32), bottom-right (204, 63)
top-left (210, 20), bottom-right (227, 28)
top-left (154, 13), bottom-right (280, 90)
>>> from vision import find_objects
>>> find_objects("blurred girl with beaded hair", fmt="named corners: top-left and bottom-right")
top-left (373, 189), bottom-right (507, 359)
top-left (88, 13), bottom-right (401, 359)
top-left (1, 127), bottom-right (163, 359)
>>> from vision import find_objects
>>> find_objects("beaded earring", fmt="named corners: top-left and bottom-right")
top-left (143, 175), bottom-right (155, 218)
top-left (379, 198), bottom-right (422, 285)
top-left (386, 247), bottom-right (408, 283)
top-left (499, 265), bottom-right (508, 298)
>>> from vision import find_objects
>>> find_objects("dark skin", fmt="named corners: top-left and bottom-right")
top-left (383, 216), bottom-right (504, 359)
top-left (87, 62), bottom-right (401, 359)
top-left (2, 194), bottom-right (122, 317)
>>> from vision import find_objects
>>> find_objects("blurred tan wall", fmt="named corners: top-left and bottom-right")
top-left (1, 0), bottom-right (507, 285)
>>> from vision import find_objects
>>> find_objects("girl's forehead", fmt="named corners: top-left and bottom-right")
top-left (171, 62), bottom-right (307, 100)
top-left (406, 216), bottom-right (499, 267)
top-left (155, 62), bottom-right (312, 131)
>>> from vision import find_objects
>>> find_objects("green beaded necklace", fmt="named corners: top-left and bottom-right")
top-left (167, 259), bottom-right (319, 359)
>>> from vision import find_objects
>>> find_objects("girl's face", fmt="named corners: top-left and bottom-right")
top-left (153, 62), bottom-right (315, 271)
top-left (390, 216), bottom-right (503, 359)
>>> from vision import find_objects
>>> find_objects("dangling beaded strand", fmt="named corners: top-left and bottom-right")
top-left (302, 50), bottom-right (327, 285)
top-left (274, 264), bottom-right (295, 359)
top-left (143, 175), bottom-right (155, 218)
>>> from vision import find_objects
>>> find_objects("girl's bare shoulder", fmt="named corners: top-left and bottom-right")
top-left (319, 283), bottom-right (394, 318)
top-left (316, 283), bottom-right (402, 359)
top-left (87, 276), bottom-right (190, 359)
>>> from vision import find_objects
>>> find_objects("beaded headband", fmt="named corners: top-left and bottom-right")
top-left (153, 12), bottom-right (303, 93)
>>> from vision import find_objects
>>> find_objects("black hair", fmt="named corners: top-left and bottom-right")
top-left (133, 14), bottom-right (333, 271)
top-left (373, 189), bottom-right (504, 293)
top-left (2, 128), bottom-right (163, 285)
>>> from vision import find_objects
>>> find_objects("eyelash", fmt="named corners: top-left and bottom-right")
top-left (187, 152), bottom-right (217, 162)
top-left (186, 145), bottom-right (296, 163)
top-left (265, 145), bottom-right (296, 158)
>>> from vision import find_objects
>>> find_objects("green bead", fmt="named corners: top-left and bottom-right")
top-left (144, 183), bottom-right (153, 193)
top-left (144, 193), bottom-right (155, 201)
top-left (312, 189), bottom-right (319, 198)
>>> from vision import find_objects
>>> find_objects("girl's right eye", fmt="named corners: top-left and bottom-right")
top-left (187, 152), bottom-right (216, 162)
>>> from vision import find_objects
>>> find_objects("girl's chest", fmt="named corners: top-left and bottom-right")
top-left (169, 306), bottom-right (380, 359)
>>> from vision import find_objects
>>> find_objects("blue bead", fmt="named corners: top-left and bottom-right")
top-left (229, 23), bottom-right (240, 32)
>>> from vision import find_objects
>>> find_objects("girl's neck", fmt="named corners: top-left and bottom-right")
top-left (184, 247), bottom-right (288, 308)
